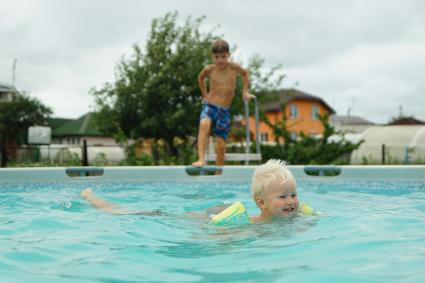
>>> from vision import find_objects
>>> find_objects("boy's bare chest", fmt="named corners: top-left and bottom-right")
top-left (210, 69), bottom-right (236, 86)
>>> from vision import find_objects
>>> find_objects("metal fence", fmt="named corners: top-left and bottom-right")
top-left (3, 144), bottom-right (127, 167)
top-left (351, 144), bottom-right (425, 165)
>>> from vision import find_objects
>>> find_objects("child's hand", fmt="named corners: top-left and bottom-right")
top-left (202, 92), bottom-right (210, 102)
top-left (81, 188), bottom-right (93, 199)
top-left (243, 92), bottom-right (251, 101)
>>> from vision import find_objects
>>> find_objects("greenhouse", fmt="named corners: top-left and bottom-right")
top-left (350, 125), bottom-right (425, 164)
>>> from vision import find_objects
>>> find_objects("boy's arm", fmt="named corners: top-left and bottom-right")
top-left (231, 63), bottom-right (250, 101)
top-left (198, 65), bottom-right (212, 100)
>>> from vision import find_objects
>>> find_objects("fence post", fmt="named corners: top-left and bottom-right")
top-left (82, 139), bottom-right (88, 167)
top-left (404, 146), bottom-right (410, 164)
top-left (381, 144), bottom-right (386, 165)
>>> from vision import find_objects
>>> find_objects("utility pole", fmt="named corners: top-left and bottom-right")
top-left (12, 58), bottom-right (17, 86)
top-left (398, 105), bottom-right (403, 118)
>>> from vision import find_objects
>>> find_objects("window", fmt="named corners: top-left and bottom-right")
top-left (260, 133), bottom-right (269, 142)
top-left (290, 132), bottom-right (298, 140)
top-left (311, 105), bottom-right (320, 120)
top-left (289, 104), bottom-right (298, 118)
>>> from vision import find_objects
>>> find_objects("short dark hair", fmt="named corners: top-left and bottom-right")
top-left (212, 39), bottom-right (229, 54)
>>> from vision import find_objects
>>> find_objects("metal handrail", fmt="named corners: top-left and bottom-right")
top-left (244, 94), bottom-right (261, 165)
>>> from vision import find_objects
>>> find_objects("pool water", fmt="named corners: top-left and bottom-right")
top-left (1, 179), bottom-right (425, 282)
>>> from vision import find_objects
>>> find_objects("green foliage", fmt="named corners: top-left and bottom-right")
top-left (120, 140), bottom-right (195, 166)
top-left (261, 113), bottom-right (362, 165)
top-left (0, 93), bottom-right (52, 167)
top-left (120, 143), bottom-right (154, 166)
top-left (229, 126), bottom-right (246, 144)
top-left (64, 153), bottom-right (83, 166)
top-left (91, 12), bottom-right (215, 159)
top-left (92, 153), bottom-right (108, 166)
top-left (152, 142), bottom-right (196, 165)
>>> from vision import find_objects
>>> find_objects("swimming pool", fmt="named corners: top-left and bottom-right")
top-left (1, 166), bottom-right (425, 282)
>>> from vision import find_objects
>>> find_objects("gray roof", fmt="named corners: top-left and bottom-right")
top-left (0, 83), bottom-right (17, 93)
top-left (330, 115), bottom-right (375, 125)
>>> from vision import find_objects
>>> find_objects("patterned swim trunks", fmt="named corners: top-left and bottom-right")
top-left (200, 103), bottom-right (231, 140)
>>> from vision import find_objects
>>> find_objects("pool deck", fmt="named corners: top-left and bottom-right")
top-left (1, 165), bottom-right (425, 183)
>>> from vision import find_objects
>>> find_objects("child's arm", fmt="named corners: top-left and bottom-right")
top-left (231, 63), bottom-right (250, 101)
top-left (81, 188), bottom-right (161, 216)
top-left (198, 65), bottom-right (213, 101)
top-left (184, 203), bottom-right (231, 221)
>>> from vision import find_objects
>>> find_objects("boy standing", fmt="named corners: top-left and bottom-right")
top-left (192, 39), bottom-right (250, 167)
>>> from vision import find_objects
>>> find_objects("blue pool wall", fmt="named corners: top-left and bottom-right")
top-left (0, 165), bottom-right (425, 184)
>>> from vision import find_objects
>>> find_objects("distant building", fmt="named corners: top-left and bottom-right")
top-left (330, 115), bottom-right (375, 134)
top-left (350, 125), bottom-right (425, 164)
top-left (246, 88), bottom-right (335, 143)
top-left (45, 113), bottom-right (128, 164)
top-left (388, 116), bottom-right (425, 125)
top-left (0, 83), bottom-right (17, 103)
top-left (48, 113), bottom-right (119, 146)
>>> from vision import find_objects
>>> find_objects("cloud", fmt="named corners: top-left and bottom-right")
top-left (287, 38), bottom-right (425, 122)
top-left (0, 0), bottom-right (424, 122)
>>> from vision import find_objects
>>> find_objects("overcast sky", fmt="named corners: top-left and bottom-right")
top-left (1, 0), bottom-right (424, 123)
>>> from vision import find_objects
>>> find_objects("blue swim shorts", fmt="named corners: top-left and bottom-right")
top-left (200, 103), bottom-right (231, 140)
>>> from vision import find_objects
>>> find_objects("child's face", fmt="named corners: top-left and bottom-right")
top-left (258, 177), bottom-right (300, 219)
top-left (212, 52), bottom-right (230, 69)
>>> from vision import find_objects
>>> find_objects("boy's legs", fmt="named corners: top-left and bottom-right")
top-left (192, 117), bottom-right (211, 167)
top-left (215, 136), bottom-right (225, 166)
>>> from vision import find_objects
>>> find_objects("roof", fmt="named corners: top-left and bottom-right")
top-left (388, 116), bottom-right (425, 125)
top-left (0, 83), bottom-right (17, 93)
top-left (51, 113), bottom-right (104, 137)
top-left (330, 115), bottom-right (375, 125)
top-left (47, 118), bottom-right (73, 130)
top-left (263, 88), bottom-right (336, 114)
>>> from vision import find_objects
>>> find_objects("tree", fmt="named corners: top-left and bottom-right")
top-left (0, 93), bottom-right (52, 167)
top-left (91, 12), bottom-right (214, 161)
top-left (91, 12), bottom-right (284, 164)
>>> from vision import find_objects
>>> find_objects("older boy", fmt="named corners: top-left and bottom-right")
top-left (192, 39), bottom-right (250, 167)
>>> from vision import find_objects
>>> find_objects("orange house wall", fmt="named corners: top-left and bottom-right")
top-left (248, 100), bottom-right (331, 142)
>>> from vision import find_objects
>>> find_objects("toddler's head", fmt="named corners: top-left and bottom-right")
top-left (251, 159), bottom-right (299, 220)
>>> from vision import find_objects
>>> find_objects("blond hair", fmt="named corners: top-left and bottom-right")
top-left (251, 159), bottom-right (296, 200)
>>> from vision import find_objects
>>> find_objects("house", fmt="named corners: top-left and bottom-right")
top-left (330, 115), bottom-right (375, 134)
top-left (49, 113), bottom-right (118, 146)
top-left (247, 88), bottom-right (335, 143)
top-left (0, 83), bottom-right (17, 103)
top-left (45, 113), bottom-right (129, 164)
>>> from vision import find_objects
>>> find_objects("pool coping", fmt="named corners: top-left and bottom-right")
top-left (1, 165), bottom-right (425, 183)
